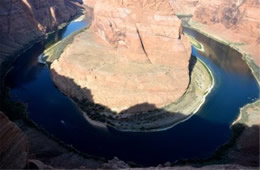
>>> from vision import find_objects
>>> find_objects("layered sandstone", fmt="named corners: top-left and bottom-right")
top-left (51, 0), bottom-right (191, 113)
top-left (0, 0), bottom-right (83, 97)
top-left (0, 0), bottom-right (82, 58)
top-left (191, 0), bottom-right (260, 66)
top-left (0, 112), bottom-right (29, 169)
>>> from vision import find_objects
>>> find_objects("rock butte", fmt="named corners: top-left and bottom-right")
top-left (51, 0), bottom-right (191, 113)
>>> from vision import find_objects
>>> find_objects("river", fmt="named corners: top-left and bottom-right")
top-left (5, 18), bottom-right (259, 166)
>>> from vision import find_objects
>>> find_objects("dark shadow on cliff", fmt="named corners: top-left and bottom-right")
top-left (188, 55), bottom-right (197, 83)
top-left (49, 68), bottom-right (259, 168)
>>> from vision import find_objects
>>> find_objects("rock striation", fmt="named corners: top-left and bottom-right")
top-left (0, 0), bottom-right (82, 58)
top-left (0, 112), bottom-right (29, 169)
top-left (51, 0), bottom-right (191, 113)
top-left (191, 0), bottom-right (260, 66)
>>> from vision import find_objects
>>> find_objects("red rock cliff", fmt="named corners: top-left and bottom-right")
top-left (0, 0), bottom-right (82, 59)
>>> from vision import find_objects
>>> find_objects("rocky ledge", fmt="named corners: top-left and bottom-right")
top-left (50, 0), bottom-right (213, 131)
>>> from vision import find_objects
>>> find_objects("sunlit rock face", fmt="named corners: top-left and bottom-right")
top-left (92, 0), bottom-right (191, 65)
top-left (192, 0), bottom-right (260, 65)
top-left (51, 0), bottom-right (191, 113)
top-left (0, 0), bottom-right (82, 59)
top-left (0, 112), bottom-right (29, 169)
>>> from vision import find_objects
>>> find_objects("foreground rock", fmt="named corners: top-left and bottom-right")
top-left (0, 112), bottom-right (29, 169)
top-left (229, 100), bottom-right (260, 166)
top-left (51, 0), bottom-right (191, 114)
top-left (190, 0), bottom-right (260, 67)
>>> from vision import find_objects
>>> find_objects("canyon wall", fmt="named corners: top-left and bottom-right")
top-left (0, 0), bottom-right (83, 90)
top-left (0, 0), bottom-right (83, 58)
top-left (191, 0), bottom-right (260, 66)
top-left (0, 112), bottom-right (29, 169)
top-left (51, 0), bottom-right (191, 113)
top-left (0, 0), bottom-right (83, 99)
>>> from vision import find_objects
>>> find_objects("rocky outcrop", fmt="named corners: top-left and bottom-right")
top-left (191, 0), bottom-right (260, 66)
top-left (229, 100), bottom-right (260, 167)
top-left (51, 0), bottom-right (191, 113)
top-left (0, 112), bottom-right (29, 169)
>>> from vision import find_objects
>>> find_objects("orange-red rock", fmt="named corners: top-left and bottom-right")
top-left (51, 0), bottom-right (191, 113)
top-left (192, 0), bottom-right (260, 66)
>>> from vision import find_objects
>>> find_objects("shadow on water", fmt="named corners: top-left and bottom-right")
top-left (2, 18), bottom-right (259, 167)
top-left (47, 67), bottom-right (259, 167)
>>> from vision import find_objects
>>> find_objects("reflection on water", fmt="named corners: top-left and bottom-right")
top-left (184, 27), bottom-right (252, 75)
top-left (5, 20), bottom-right (259, 166)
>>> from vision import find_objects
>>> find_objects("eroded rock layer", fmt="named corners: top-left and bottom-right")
top-left (51, 0), bottom-right (191, 113)
top-left (0, 112), bottom-right (29, 169)
top-left (191, 0), bottom-right (260, 66)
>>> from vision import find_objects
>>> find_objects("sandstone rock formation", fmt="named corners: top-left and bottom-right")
top-left (51, 0), bottom-right (191, 113)
top-left (191, 0), bottom-right (260, 66)
top-left (0, 0), bottom-right (82, 58)
top-left (0, 112), bottom-right (29, 169)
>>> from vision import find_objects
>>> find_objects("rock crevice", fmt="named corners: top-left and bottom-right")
top-left (51, 0), bottom-right (192, 113)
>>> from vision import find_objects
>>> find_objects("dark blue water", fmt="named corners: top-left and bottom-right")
top-left (5, 20), bottom-right (259, 166)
